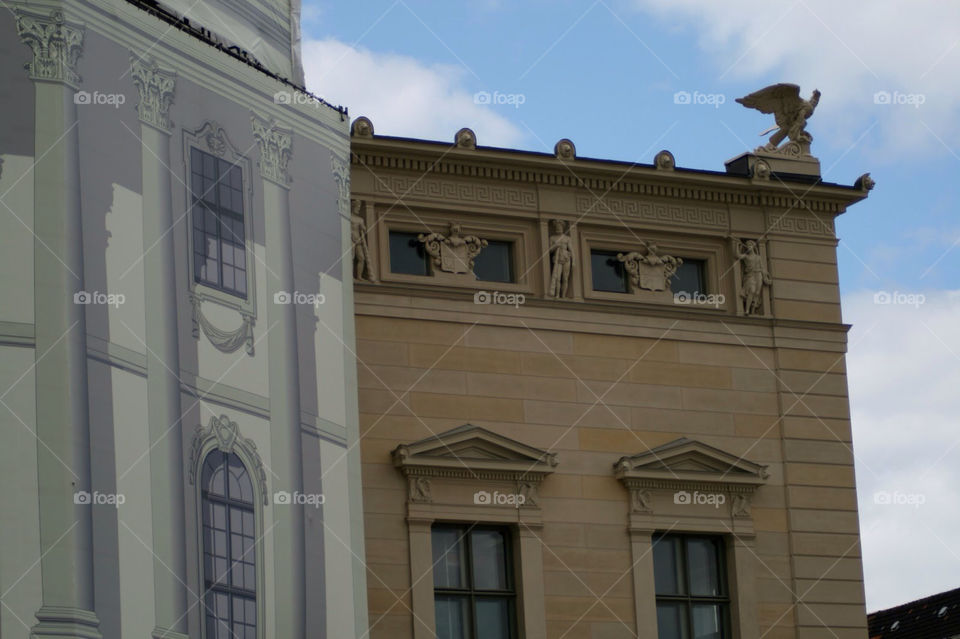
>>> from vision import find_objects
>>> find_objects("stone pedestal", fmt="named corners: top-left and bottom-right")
top-left (725, 151), bottom-right (821, 178)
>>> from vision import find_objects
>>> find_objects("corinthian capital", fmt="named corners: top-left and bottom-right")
top-left (251, 114), bottom-right (293, 187)
top-left (15, 9), bottom-right (85, 87)
top-left (130, 54), bottom-right (176, 132)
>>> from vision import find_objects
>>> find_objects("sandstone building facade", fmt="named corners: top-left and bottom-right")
top-left (350, 119), bottom-right (873, 639)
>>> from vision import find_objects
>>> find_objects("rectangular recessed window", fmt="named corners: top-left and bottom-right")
top-left (433, 525), bottom-right (517, 639)
top-left (190, 147), bottom-right (247, 298)
top-left (670, 260), bottom-right (705, 297)
top-left (389, 231), bottom-right (429, 276)
top-left (653, 534), bottom-right (729, 639)
top-left (591, 250), bottom-right (628, 293)
top-left (474, 240), bottom-right (514, 283)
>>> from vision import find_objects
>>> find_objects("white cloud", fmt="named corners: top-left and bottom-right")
top-left (844, 289), bottom-right (960, 610)
top-left (302, 38), bottom-right (525, 147)
top-left (634, 0), bottom-right (960, 157)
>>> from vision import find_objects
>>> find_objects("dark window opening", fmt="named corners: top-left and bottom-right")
top-left (474, 241), bottom-right (515, 283)
top-left (670, 260), bottom-right (705, 296)
top-left (433, 525), bottom-right (517, 639)
top-left (191, 147), bottom-right (247, 298)
top-left (591, 250), bottom-right (628, 293)
top-left (653, 534), bottom-right (729, 639)
top-left (389, 231), bottom-right (430, 276)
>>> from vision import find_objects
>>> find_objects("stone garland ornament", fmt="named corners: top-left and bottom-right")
top-left (351, 199), bottom-right (375, 282)
top-left (735, 239), bottom-right (771, 316)
top-left (547, 219), bottom-right (574, 299)
top-left (418, 223), bottom-right (488, 275)
top-left (188, 414), bottom-right (269, 505)
top-left (16, 8), bottom-right (85, 87)
top-left (129, 54), bottom-right (176, 132)
top-left (189, 293), bottom-right (255, 355)
top-left (617, 244), bottom-right (682, 293)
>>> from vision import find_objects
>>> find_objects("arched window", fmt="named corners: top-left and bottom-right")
top-left (201, 449), bottom-right (257, 638)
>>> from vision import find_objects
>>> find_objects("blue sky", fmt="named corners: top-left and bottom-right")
top-left (300, 0), bottom-right (960, 612)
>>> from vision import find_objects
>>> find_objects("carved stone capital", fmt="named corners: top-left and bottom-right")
top-left (130, 54), bottom-right (176, 132)
top-left (251, 114), bottom-right (293, 186)
top-left (15, 9), bottom-right (85, 87)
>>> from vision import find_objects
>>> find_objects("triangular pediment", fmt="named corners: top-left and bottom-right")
top-left (393, 424), bottom-right (558, 478)
top-left (615, 438), bottom-right (768, 488)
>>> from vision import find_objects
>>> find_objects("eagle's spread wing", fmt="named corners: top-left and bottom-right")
top-left (735, 83), bottom-right (803, 116)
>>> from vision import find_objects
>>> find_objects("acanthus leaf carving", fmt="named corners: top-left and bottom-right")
top-left (15, 9), bottom-right (85, 87)
top-left (251, 113), bottom-right (293, 186)
top-left (130, 54), bottom-right (176, 132)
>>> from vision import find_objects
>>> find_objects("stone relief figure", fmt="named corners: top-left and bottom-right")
top-left (418, 223), bottom-right (488, 275)
top-left (736, 239), bottom-right (771, 316)
top-left (350, 199), bottom-right (375, 282)
top-left (409, 477), bottom-right (432, 503)
top-left (518, 481), bottom-right (538, 508)
top-left (731, 494), bottom-right (751, 518)
top-left (547, 219), bottom-right (574, 299)
top-left (632, 489), bottom-right (653, 513)
top-left (736, 83), bottom-right (820, 156)
top-left (617, 244), bottom-right (682, 293)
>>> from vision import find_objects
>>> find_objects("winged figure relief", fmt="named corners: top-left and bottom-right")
top-left (736, 83), bottom-right (820, 153)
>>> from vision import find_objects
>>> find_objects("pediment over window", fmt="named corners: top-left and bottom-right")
top-left (614, 438), bottom-right (768, 491)
top-left (392, 424), bottom-right (558, 481)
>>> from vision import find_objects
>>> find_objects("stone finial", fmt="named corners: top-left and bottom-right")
top-left (16, 9), bottom-right (85, 87)
top-left (130, 54), bottom-right (176, 132)
top-left (855, 172), bottom-right (875, 192)
top-left (753, 159), bottom-right (771, 180)
top-left (455, 127), bottom-right (476, 149)
top-left (554, 139), bottom-right (576, 160)
top-left (352, 116), bottom-right (374, 138)
top-left (251, 114), bottom-right (293, 186)
top-left (654, 150), bottom-right (675, 171)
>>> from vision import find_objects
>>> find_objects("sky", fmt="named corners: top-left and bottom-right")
top-left (299, 0), bottom-right (960, 612)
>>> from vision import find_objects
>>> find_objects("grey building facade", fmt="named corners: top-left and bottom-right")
top-left (0, 1), bottom-right (367, 637)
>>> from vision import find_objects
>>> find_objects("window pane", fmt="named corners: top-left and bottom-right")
top-left (687, 538), bottom-right (722, 596)
top-left (475, 597), bottom-right (510, 639)
top-left (591, 250), bottom-right (628, 293)
top-left (432, 528), bottom-right (468, 588)
top-left (473, 241), bottom-right (514, 283)
top-left (657, 602), bottom-right (688, 639)
top-left (203, 453), bottom-right (226, 497)
top-left (692, 604), bottom-right (724, 639)
top-left (435, 595), bottom-right (469, 639)
top-left (653, 536), bottom-right (683, 594)
top-left (389, 231), bottom-right (429, 276)
top-left (470, 530), bottom-right (507, 590)
top-left (671, 260), bottom-right (704, 296)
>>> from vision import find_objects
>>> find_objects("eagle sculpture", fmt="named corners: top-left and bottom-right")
top-left (736, 83), bottom-right (820, 153)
